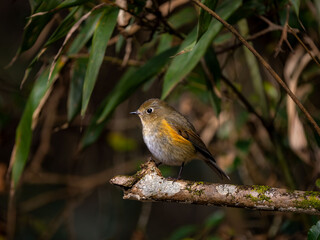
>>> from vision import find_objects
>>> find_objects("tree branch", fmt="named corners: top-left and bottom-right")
top-left (191, 0), bottom-right (320, 137)
top-left (110, 160), bottom-right (320, 215)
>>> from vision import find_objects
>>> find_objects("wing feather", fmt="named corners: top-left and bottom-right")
top-left (165, 115), bottom-right (230, 180)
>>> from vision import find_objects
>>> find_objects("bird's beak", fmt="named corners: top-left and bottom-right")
top-left (130, 110), bottom-right (140, 115)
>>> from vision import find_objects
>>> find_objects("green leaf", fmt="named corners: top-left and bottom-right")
top-left (197, 0), bottom-right (218, 42)
top-left (32, 0), bottom-right (60, 14)
top-left (168, 6), bottom-right (197, 29)
top-left (68, 58), bottom-right (88, 121)
top-left (115, 34), bottom-right (125, 54)
top-left (204, 211), bottom-right (225, 228)
top-left (291, 0), bottom-right (300, 17)
top-left (67, 10), bottom-right (103, 55)
top-left (80, 46), bottom-right (178, 149)
top-left (18, 0), bottom-right (61, 54)
top-left (308, 221), bottom-right (320, 240)
top-left (168, 225), bottom-right (197, 240)
top-left (235, 139), bottom-right (252, 153)
top-left (156, 33), bottom-right (173, 54)
top-left (161, 0), bottom-right (242, 99)
top-left (29, 0), bottom-right (42, 13)
top-left (107, 132), bottom-right (137, 152)
top-left (238, 18), bottom-right (268, 118)
top-left (45, 7), bottom-right (79, 47)
top-left (11, 58), bottom-right (66, 186)
top-left (316, 179), bottom-right (320, 189)
top-left (204, 47), bottom-right (221, 115)
top-left (55, 0), bottom-right (91, 10)
top-left (81, 7), bottom-right (118, 116)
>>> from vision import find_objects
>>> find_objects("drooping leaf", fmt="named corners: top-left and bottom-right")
top-left (238, 18), bottom-right (268, 118)
top-left (115, 34), bottom-right (125, 54)
top-left (172, 40), bottom-right (196, 57)
top-left (168, 6), bottom-right (197, 29)
top-left (291, 0), bottom-right (300, 17)
top-left (81, 7), bottom-right (119, 116)
top-left (308, 221), bottom-right (320, 240)
top-left (55, 0), bottom-right (91, 10)
top-left (17, 0), bottom-right (61, 55)
top-left (29, 0), bottom-right (43, 13)
top-left (67, 58), bottom-right (88, 121)
top-left (107, 132), bottom-right (137, 152)
top-left (161, 0), bottom-right (242, 99)
top-left (67, 10), bottom-right (103, 55)
top-left (11, 58), bottom-right (66, 186)
top-left (80, 46), bottom-right (178, 149)
top-left (197, 0), bottom-right (218, 42)
top-left (156, 33), bottom-right (173, 54)
top-left (204, 211), bottom-right (225, 228)
top-left (204, 47), bottom-right (221, 115)
top-left (168, 225), bottom-right (197, 240)
top-left (45, 7), bottom-right (80, 47)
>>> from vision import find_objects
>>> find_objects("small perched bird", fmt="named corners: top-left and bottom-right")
top-left (131, 98), bottom-right (230, 180)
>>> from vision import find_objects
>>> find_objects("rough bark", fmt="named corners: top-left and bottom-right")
top-left (110, 160), bottom-right (320, 215)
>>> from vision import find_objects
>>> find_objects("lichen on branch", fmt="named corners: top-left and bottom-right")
top-left (110, 160), bottom-right (320, 215)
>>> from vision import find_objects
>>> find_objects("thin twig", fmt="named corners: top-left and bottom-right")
top-left (274, 5), bottom-right (293, 57)
top-left (120, 0), bottom-right (189, 37)
top-left (288, 25), bottom-right (320, 67)
top-left (216, 16), bottom-right (299, 55)
top-left (191, 0), bottom-right (320, 137)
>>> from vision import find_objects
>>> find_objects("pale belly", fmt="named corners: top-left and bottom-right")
top-left (142, 128), bottom-right (196, 166)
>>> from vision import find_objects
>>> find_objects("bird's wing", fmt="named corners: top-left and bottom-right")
top-left (165, 116), bottom-right (215, 162)
top-left (165, 115), bottom-right (230, 180)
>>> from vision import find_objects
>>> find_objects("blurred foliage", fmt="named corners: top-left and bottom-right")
top-left (1, 0), bottom-right (320, 239)
top-left (308, 220), bottom-right (320, 240)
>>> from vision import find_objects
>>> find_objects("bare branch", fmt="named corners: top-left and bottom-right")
top-left (191, 0), bottom-right (320, 137)
top-left (110, 160), bottom-right (320, 215)
top-left (274, 5), bottom-right (292, 57)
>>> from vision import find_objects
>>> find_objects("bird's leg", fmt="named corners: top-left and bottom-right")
top-left (177, 162), bottom-right (185, 179)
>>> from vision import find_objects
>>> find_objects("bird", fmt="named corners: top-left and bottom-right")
top-left (130, 98), bottom-right (230, 180)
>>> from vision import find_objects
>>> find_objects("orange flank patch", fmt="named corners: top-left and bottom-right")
top-left (161, 119), bottom-right (193, 146)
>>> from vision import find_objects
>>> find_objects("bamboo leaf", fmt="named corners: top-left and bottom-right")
top-left (308, 221), bottom-right (320, 240)
top-left (161, 0), bottom-right (242, 99)
top-left (55, 0), bottom-right (91, 10)
top-left (11, 58), bottom-right (66, 186)
top-left (238, 18), bottom-right (268, 118)
top-left (168, 7), bottom-right (197, 29)
top-left (68, 58), bottom-right (88, 121)
top-left (18, 0), bottom-right (61, 54)
top-left (67, 10), bottom-right (103, 55)
top-left (81, 7), bottom-right (119, 116)
top-left (204, 47), bottom-right (221, 115)
top-left (197, 0), bottom-right (218, 42)
top-left (45, 7), bottom-right (79, 47)
top-left (291, 0), bottom-right (300, 17)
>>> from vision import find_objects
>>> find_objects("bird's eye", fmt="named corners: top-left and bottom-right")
top-left (146, 108), bottom-right (153, 114)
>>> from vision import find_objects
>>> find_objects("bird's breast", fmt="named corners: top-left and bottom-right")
top-left (142, 119), bottom-right (195, 165)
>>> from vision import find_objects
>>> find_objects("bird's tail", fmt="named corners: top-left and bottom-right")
top-left (205, 159), bottom-right (230, 180)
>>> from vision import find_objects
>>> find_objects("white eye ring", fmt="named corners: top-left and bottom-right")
top-left (146, 108), bottom-right (153, 114)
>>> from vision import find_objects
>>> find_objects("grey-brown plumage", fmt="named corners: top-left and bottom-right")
top-left (131, 98), bottom-right (230, 180)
